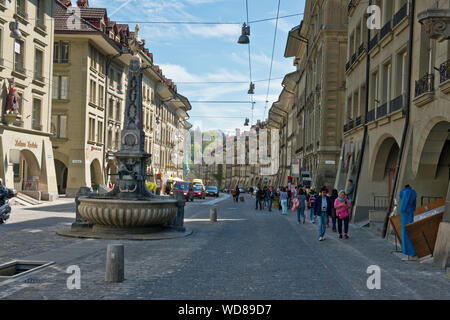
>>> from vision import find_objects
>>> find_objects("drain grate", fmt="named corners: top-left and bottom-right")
top-left (0, 260), bottom-right (54, 279)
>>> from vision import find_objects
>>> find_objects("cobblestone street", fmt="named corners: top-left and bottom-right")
top-left (0, 194), bottom-right (449, 300)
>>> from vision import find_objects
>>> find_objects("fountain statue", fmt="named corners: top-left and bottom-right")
top-left (58, 26), bottom-right (190, 240)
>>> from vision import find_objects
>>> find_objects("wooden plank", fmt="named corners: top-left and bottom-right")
top-left (405, 212), bottom-right (443, 258)
top-left (390, 197), bottom-right (445, 242)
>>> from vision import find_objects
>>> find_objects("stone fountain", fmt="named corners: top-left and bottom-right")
top-left (58, 26), bottom-right (190, 240)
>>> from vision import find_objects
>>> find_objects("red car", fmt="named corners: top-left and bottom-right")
top-left (172, 181), bottom-right (194, 201)
top-left (193, 185), bottom-right (205, 199)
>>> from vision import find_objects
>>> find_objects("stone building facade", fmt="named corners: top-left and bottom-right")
top-left (271, 0), bottom-right (348, 189)
top-left (52, 0), bottom-right (190, 196)
top-left (335, 0), bottom-right (450, 225)
top-left (0, 0), bottom-right (58, 200)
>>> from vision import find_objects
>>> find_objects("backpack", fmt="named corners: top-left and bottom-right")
top-left (291, 198), bottom-right (299, 211)
top-left (308, 195), bottom-right (316, 208)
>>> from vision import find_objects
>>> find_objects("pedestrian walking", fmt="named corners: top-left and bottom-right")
top-left (330, 189), bottom-right (339, 232)
top-left (308, 188), bottom-right (317, 223)
top-left (280, 187), bottom-right (288, 215)
top-left (287, 187), bottom-right (292, 210)
top-left (265, 187), bottom-right (273, 212)
top-left (256, 186), bottom-right (264, 210)
top-left (296, 189), bottom-right (307, 224)
top-left (399, 185), bottom-right (417, 260)
top-left (334, 190), bottom-right (351, 239)
top-left (235, 185), bottom-right (240, 203)
top-left (314, 187), bottom-right (332, 241)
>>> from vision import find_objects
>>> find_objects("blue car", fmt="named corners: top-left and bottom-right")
top-left (206, 186), bottom-right (219, 197)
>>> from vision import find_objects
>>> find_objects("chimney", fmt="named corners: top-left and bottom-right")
top-left (76, 0), bottom-right (89, 8)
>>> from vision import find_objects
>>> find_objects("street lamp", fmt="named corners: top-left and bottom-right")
top-left (238, 23), bottom-right (250, 44)
top-left (247, 82), bottom-right (255, 94)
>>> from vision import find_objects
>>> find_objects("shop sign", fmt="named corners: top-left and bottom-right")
top-left (72, 160), bottom-right (83, 164)
top-left (15, 139), bottom-right (38, 149)
top-left (325, 160), bottom-right (336, 165)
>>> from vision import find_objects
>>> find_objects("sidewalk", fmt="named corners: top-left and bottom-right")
top-left (0, 193), bottom-right (449, 299)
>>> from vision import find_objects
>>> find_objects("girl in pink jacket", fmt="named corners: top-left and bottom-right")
top-left (334, 190), bottom-right (351, 239)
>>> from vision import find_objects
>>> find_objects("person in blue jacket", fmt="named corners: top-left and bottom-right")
top-left (314, 187), bottom-right (333, 241)
top-left (399, 185), bottom-right (417, 259)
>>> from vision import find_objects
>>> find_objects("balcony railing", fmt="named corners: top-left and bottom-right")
top-left (344, 123), bottom-right (348, 132)
top-left (346, 60), bottom-right (351, 71)
top-left (351, 53), bottom-right (357, 64)
top-left (439, 60), bottom-right (450, 84)
top-left (368, 34), bottom-right (379, 51)
top-left (415, 73), bottom-right (435, 97)
top-left (376, 103), bottom-right (388, 119)
top-left (366, 109), bottom-right (375, 122)
top-left (358, 43), bottom-right (365, 56)
top-left (348, 0), bottom-right (356, 14)
top-left (380, 21), bottom-right (392, 40)
top-left (393, 3), bottom-right (408, 27)
top-left (355, 116), bottom-right (362, 127)
top-left (348, 119), bottom-right (355, 130)
top-left (391, 94), bottom-right (404, 112)
top-left (373, 195), bottom-right (390, 210)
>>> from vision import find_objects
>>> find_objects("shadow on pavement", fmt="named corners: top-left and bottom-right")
top-left (23, 203), bottom-right (75, 213)
top-left (0, 217), bottom-right (74, 231)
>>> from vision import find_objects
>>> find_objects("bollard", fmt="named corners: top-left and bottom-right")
top-left (210, 207), bottom-right (217, 222)
top-left (105, 244), bottom-right (124, 282)
top-left (171, 190), bottom-right (186, 231)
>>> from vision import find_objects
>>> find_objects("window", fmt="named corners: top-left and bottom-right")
top-left (53, 76), bottom-right (68, 99)
top-left (16, 0), bottom-right (27, 18)
top-left (14, 39), bottom-right (25, 74)
top-left (34, 49), bottom-right (43, 81)
top-left (0, 29), bottom-right (3, 62)
top-left (98, 53), bottom-right (105, 74)
top-left (99, 85), bottom-right (104, 108)
top-left (36, 0), bottom-right (45, 28)
top-left (54, 41), bottom-right (69, 63)
top-left (369, 71), bottom-right (379, 111)
top-left (381, 61), bottom-right (391, 105)
top-left (51, 115), bottom-right (67, 138)
top-left (108, 98), bottom-right (114, 118)
top-left (97, 121), bottom-right (103, 143)
top-left (32, 99), bottom-right (42, 130)
top-left (90, 80), bottom-right (96, 104)
top-left (116, 100), bottom-right (121, 121)
top-left (395, 50), bottom-right (408, 97)
top-left (88, 117), bottom-right (96, 142)
top-left (53, 42), bottom-right (59, 63)
top-left (109, 68), bottom-right (114, 87)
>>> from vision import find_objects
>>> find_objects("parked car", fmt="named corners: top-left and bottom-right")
top-left (193, 185), bottom-right (206, 199)
top-left (206, 186), bottom-right (219, 197)
top-left (239, 187), bottom-right (245, 194)
top-left (173, 181), bottom-right (194, 201)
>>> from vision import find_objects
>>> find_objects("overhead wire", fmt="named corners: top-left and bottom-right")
top-left (245, 0), bottom-right (255, 125)
top-left (263, 0), bottom-right (281, 121)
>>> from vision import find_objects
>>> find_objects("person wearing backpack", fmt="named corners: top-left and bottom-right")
top-left (334, 190), bottom-right (351, 239)
top-left (295, 189), bottom-right (307, 224)
top-left (308, 188), bottom-right (317, 223)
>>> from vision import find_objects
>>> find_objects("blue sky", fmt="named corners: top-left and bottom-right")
top-left (91, 0), bottom-right (306, 133)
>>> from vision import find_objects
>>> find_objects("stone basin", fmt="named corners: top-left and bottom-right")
top-left (78, 197), bottom-right (177, 233)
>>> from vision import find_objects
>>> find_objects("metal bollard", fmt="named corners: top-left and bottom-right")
top-left (210, 207), bottom-right (217, 222)
top-left (105, 244), bottom-right (124, 282)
